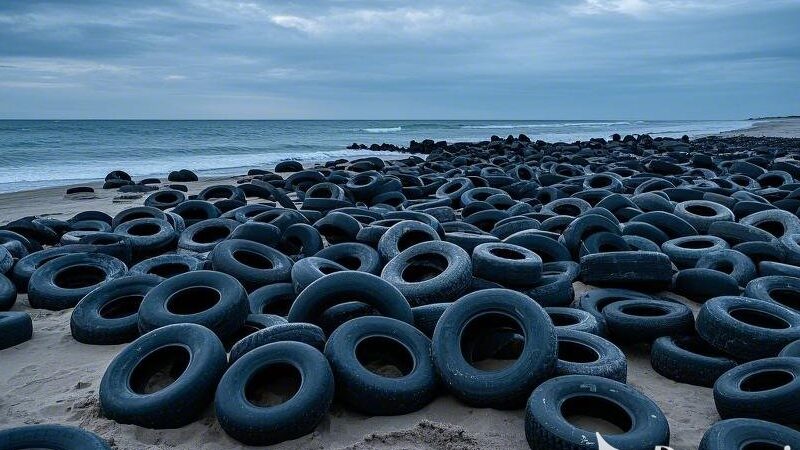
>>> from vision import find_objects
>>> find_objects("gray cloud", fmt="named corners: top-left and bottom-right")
top-left (0, 0), bottom-right (798, 119)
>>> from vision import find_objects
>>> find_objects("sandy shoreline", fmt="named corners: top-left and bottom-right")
top-left (0, 119), bottom-right (798, 450)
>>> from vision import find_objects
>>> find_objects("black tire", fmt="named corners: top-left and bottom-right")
top-left (229, 222), bottom-right (281, 247)
top-left (325, 316), bottom-right (438, 415)
top-left (699, 418), bottom-right (800, 450)
top-left (11, 244), bottom-right (103, 293)
top-left (28, 253), bottom-right (127, 311)
top-left (210, 239), bottom-right (293, 291)
top-left (412, 302), bottom-right (451, 338)
top-left (70, 274), bottom-right (161, 345)
top-left (708, 221), bottom-right (774, 245)
top-left (603, 299), bottom-right (694, 343)
top-left (197, 184), bottom-right (246, 203)
top-left (545, 307), bottom-right (601, 335)
top-left (229, 322), bottom-right (325, 363)
top-left (503, 230), bottom-right (572, 263)
top-left (695, 249), bottom-right (757, 287)
top-left (561, 214), bottom-right (621, 257)
top-left (740, 209), bottom-right (800, 240)
top-left (525, 374), bottom-right (670, 450)
top-left (111, 206), bottom-right (168, 229)
top-left (99, 323), bottom-right (226, 428)
top-left (78, 232), bottom-right (134, 265)
top-left (313, 211), bottom-right (362, 244)
top-left (444, 230), bottom-right (499, 254)
top-left (631, 210), bottom-right (698, 239)
top-left (674, 200), bottom-right (734, 234)
top-left (745, 276), bottom-right (800, 312)
top-left (214, 341), bottom-right (334, 446)
top-left (171, 199), bottom-right (221, 227)
top-left (315, 242), bottom-right (382, 274)
top-left (288, 271), bottom-right (413, 328)
top-left (713, 357), bottom-right (800, 424)
top-left (377, 220), bottom-right (440, 262)
top-left (138, 270), bottom-right (250, 340)
top-left (0, 311), bottom-right (33, 350)
top-left (275, 160), bottom-right (304, 172)
top-left (471, 242), bottom-right (542, 286)
top-left (673, 268), bottom-right (741, 302)
top-left (651, 334), bottom-right (737, 387)
top-left (661, 235), bottom-right (729, 269)
top-left (0, 424), bottom-right (112, 449)
top-left (0, 273), bottom-right (17, 311)
top-left (144, 189), bottom-right (186, 210)
top-left (224, 313), bottom-right (288, 349)
top-left (381, 241), bottom-right (472, 306)
top-left (129, 254), bottom-right (204, 279)
top-left (279, 223), bottom-right (324, 259)
top-left (759, 260), bottom-right (800, 278)
top-left (177, 218), bottom-right (238, 253)
top-left (697, 296), bottom-right (800, 360)
top-left (580, 251), bottom-right (673, 291)
top-left (520, 261), bottom-right (579, 307)
top-left (113, 218), bottom-right (177, 261)
top-left (431, 288), bottom-right (556, 408)
top-left (290, 256), bottom-right (347, 293)
top-left (555, 329), bottom-right (627, 382)
top-left (249, 282), bottom-right (295, 316)
top-left (578, 288), bottom-right (654, 335)
top-left (781, 339), bottom-right (800, 357)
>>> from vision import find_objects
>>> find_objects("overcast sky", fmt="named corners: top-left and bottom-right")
top-left (0, 0), bottom-right (798, 119)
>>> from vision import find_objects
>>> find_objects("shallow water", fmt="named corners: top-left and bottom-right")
top-left (0, 119), bottom-right (751, 192)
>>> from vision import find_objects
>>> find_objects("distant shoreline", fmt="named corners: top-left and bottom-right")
top-left (748, 115), bottom-right (800, 120)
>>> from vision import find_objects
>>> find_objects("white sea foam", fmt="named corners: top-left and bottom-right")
top-left (363, 126), bottom-right (402, 133)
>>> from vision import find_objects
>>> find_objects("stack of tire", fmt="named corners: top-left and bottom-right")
top-left (2, 133), bottom-right (800, 449)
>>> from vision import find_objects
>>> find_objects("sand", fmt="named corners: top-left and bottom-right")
top-left (1, 118), bottom-right (798, 450)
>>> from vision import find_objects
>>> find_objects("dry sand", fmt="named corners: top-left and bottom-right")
top-left (2, 119), bottom-right (798, 449)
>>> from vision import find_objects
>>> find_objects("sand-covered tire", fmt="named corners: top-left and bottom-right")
top-left (229, 322), bottom-right (325, 363)
top-left (315, 242), bottom-right (382, 274)
top-left (580, 251), bottom-right (673, 291)
top-left (674, 200), bottom-right (734, 234)
top-left (602, 299), bottom-right (694, 343)
top-left (744, 276), bottom-right (800, 311)
top-left (288, 271), bottom-right (412, 329)
top-left (248, 282), bottom-right (295, 316)
top-left (113, 218), bottom-right (178, 261)
top-left (555, 329), bottom-right (627, 382)
top-left (214, 341), bottom-right (334, 446)
top-left (27, 253), bottom-right (127, 311)
top-left (699, 418), bottom-right (800, 450)
top-left (713, 357), bottom-right (800, 423)
top-left (431, 288), bottom-right (556, 409)
top-left (695, 249), bottom-right (757, 287)
top-left (138, 270), bottom-right (250, 340)
top-left (177, 218), bottom-right (238, 253)
top-left (99, 323), bottom-right (227, 429)
top-left (524, 374), bottom-right (670, 450)
top-left (650, 334), bottom-right (737, 387)
top-left (381, 241), bottom-right (472, 306)
top-left (290, 257), bottom-right (347, 293)
top-left (0, 311), bottom-right (33, 350)
top-left (325, 316), bottom-right (438, 415)
top-left (661, 235), bottom-right (729, 269)
top-left (471, 242), bottom-right (542, 286)
top-left (520, 261), bottom-right (579, 307)
top-left (70, 275), bottom-right (161, 345)
top-left (210, 239), bottom-right (293, 291)
top-left (129, 254), bottom-right (204, 280)
top-left (545, 307), bottom-right (601, 335)
top-left (0, 273), bottom-right (17, 311)
top-left (412, 303), bottom-right (450, 338)
top-left (697, 296), bottom-right (800, 360)
top-left (0, 424), bottom-right (112, 449)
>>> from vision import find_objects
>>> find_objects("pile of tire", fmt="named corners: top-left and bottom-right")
top-left (2, 133), bottom-right (800, 448)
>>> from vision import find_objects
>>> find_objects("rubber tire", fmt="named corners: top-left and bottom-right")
top-left (229, 322), bottom-right (325, 363)
top-left (745, 276), bottom-right (800, 312)
top-left (651, 334), bottom-right (737, 387)
top-left (471, 242), bottom-right (542, 286)
top-left (602, 299), bottom-right (694, 343)
top-left (99, 323), bottom-right (227, 429)
top-left (431, 288), bottom-right (557, 409)
top-left (545, 307), bottom-right (601, 335)
top-left (210, 239), bottom-right (293, 291)
top-left (525, 374), bottom-right (670, 450)
top-left (290, 257), bottom-right (348, 293)
top-left (27, 253), bottom-right (127, 311)
top-left (0, 424), bottom-right (112, 449)
top-left (713, 357), bottom-right (800, 424)
top-left (315, 242), bottom-right (382, 274)
top-left (580, 251), bottom-right (673, 291)
top-left (249, 283), bottom-right (296, 316)
top-left (214, 341), bottom-right (334, 446)
top-left (325, 316), bottom-right (438, 415)
top-left (555, 329), bottom-right (627, 382)
top-left (699, 418), bottom-right (800, 450)
top-left (0, 311), bottom-right (33, 350)
top-left (129, 254), bottom-right (204, 279)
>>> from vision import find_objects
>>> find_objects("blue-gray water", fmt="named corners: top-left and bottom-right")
top-left (0, 119), bottom-right (751, 193)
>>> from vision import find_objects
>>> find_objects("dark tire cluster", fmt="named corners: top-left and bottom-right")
top-left (5, 132), bottom-right (800, 448)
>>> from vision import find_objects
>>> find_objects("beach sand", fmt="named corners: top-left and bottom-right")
top-left (1, 119), bottom-right (798, 450)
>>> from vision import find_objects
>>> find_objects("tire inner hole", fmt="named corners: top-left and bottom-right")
top-left (401, 253), bottom-right (448, 282)
top-left (729, 308), bottom-right (790, 330)
top-left (740, 369), bottom-right (795, 392)
top-left (461, 312), bottom-right (524, 371)
top-left (489, 247), bottom-right (525, 260)
top-left (768, 288), bottom-right (800, 311)
top-left (167, 286), bottom-right (221, 315)
top-left (54, 265), bottom-right (106, 289)
top-left (233, 250), bottom-right (274, 270)
top-left (397, 230), bottom-right (434, 252)
top-left (245, 362), bottom-right (302, 407)
top-left (356, 335), bottom-right (414, 378)
top-left (149, 262), bottom-right (191, 278)
top-left (685, 205), bottom-right (717, 217)
top-left (99, 294), bottom-right (144, 319)
top-left (549, 312), bottom-right (580, 327)
top-left (193, 225), bottom-right (231, 244)
top-left (558, 340), bottom-right (600, 363)
top-left (560, 395), bottom-right (632, 435)
top-left (129, 345), bottom-right (190, 395)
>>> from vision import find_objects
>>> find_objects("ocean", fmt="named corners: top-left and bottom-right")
top-left (0, 119), bottom-right (752, 193)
